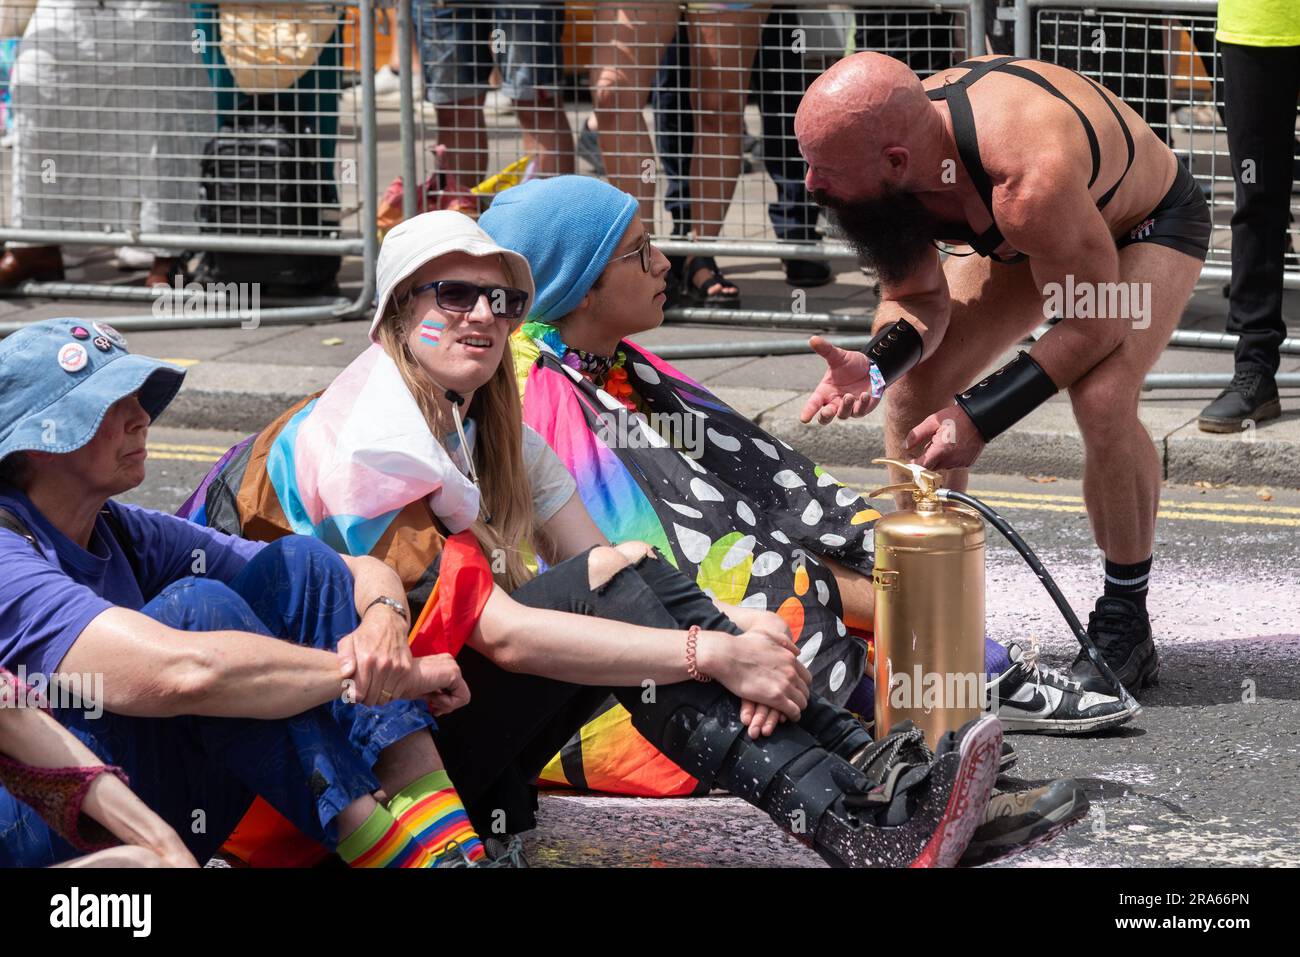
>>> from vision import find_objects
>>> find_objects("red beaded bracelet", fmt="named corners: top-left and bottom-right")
top-left (685, 624), bottom-right (711, 682)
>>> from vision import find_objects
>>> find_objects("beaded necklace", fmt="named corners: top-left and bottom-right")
top-left (522, 321), bottom-right (638, 412)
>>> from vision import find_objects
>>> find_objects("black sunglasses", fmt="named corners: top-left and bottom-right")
top-left (410, 280), bottom-right (530, 320)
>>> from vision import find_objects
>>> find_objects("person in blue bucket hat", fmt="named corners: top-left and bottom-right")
top-left (0, 318), bottom-right (483, 868)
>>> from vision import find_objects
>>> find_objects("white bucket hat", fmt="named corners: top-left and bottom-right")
top-left (368, 210), bottom-right (536, 342)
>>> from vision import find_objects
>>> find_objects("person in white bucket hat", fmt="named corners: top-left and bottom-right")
top-left (186, 210), bottom-right (1003, 869)
top-left (369, 210), bottom-right (536, 341)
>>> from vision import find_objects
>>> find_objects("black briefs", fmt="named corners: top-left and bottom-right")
top-left (1115, 160), bottom-right (1211, 261)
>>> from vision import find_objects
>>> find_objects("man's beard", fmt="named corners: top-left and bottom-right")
top-left (812, 186), bottom-right (938, 287)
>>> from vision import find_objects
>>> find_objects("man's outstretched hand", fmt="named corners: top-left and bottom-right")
top-left (905, 403), bottom-right (986, 471)
top-left (799, 336), bottom-right (882, 424)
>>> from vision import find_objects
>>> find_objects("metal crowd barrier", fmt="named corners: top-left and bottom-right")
top-left (1020, 0), bottom-right (1299, 292)
top-left (1, 0), bottom-right (1294, 361)
top-left (399, 0), bottom-right (974, 254)
top-left (393, 0), bottom-right (1296, 375)
top-left (0, 0), bottom-right (379, 332)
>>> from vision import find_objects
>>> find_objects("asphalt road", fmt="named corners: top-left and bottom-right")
top-left (127, 428), bottom-right (1300, 867)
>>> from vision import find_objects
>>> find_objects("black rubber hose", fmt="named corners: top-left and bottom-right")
top-left (937, 488), bottom-right (1141, 715)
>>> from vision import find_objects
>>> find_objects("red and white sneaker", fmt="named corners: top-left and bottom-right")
top-left (810, 714), bottom-right (1002, 868)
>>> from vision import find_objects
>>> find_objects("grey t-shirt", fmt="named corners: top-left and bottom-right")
top-left (522, 424), bottom-right (577, 525)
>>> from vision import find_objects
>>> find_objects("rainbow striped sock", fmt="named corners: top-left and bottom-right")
top-left (336, 804), bottom-right (432, 869)
top-left (387, 769), bottom-right (485, 865)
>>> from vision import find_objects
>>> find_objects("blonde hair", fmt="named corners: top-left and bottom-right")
top-left (376, 254), bottom-right (538, 591)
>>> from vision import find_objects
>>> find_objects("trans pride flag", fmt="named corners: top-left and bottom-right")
top-left (265, 343), bottom-right (481, 556)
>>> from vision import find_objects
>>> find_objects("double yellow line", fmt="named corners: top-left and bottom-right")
top-left (149, 441), bottom-right (1296, 527)
top-left (967, 487), bottom-right (1300, 528)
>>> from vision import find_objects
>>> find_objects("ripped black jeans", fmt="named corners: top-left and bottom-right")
top-left (432, 545), bottom-right (864, 835)
top-left (430, 546), bottom-right (739, 834)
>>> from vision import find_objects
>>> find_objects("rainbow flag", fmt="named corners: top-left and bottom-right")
top-left (513, 327), bottom-right (880, 796)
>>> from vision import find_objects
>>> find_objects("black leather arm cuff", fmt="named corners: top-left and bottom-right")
top-left (860, 319), bottom-right (924, 388)
top-left (954, 351), bottom-right (1059, 442)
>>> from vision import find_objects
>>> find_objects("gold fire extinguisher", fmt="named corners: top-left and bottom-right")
top-left (869, 458), bottom-right (986, 748)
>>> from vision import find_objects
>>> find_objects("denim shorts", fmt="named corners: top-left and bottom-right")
top-left (419, 1), bottom-right (565, 105)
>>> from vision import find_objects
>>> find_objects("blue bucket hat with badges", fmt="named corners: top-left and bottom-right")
top-left (0, 319), bottom-right (185, 463)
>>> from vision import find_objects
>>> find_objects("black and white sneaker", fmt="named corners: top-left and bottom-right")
top-left (988, 640), bottom-right (1135, 734)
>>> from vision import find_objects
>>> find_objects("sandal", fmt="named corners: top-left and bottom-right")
top-left (680, 254), bottom-right (741, 309)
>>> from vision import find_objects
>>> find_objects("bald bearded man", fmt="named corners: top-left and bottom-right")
top-left (794, 53), bottom-right (1211, 695)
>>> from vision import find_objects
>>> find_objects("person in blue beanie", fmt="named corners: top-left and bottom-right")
top-left (0, 318), bottom-right (478, 868)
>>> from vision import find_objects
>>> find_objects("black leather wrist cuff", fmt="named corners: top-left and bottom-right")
top-left (860, 319), bottom-right (924, 388)
top-left (954, 351), bottom-right (1059, 442)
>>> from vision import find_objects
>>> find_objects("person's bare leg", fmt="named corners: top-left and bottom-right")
top-left (436, 99), bottom-right (489, 187)
top-left (334, 794), bottom-right (382, 835)
top-left (825, 556), bottom-right (874, 630)
top-left (591, 3), bottom-right (678, 223)
top-left (683, 7), bottom-right (768, 295)
top-left (371, 731), bottom-right (446, 800)
top-left (1068, 243), bottom-right (1201, 562)
top-left (884, 255), bottom-right (1045, 508)
top-left (515, 91), bottom-right (576, 176)
top-left (685, 6), bottom-right (768, 269)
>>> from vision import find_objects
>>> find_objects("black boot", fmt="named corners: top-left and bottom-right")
top-left (796, 694), bottom-right (875, 760)
top-left (782, 258), bottom-right (832, 288)
top-left (1198, 367), bottom-right (1281, 433)
top-left (1069, 596), bottom-right (1159, 694)
top-left (621, 682), bottom-right (1001, 868)
top-left (799, 693), bottom-right (1021, 775)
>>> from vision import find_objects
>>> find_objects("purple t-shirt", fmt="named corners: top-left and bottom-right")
top-left (0, 485), bottom-right (267, 677)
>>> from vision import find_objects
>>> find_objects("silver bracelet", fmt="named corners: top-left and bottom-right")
top-left (364, 595), bottom-right (409, 623)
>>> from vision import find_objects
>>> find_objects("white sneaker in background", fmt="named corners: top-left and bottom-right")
top-left (374, 65), bottom-right (402, 96)
top-left (115, 246), bottom-right (154, 270)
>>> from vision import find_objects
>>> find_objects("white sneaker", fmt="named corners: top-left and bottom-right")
top-left (374, 65), bottom-right (402, 96)
top-left (986, 639), bottom-right (1136, 734)
top-left (115, 246), bottom-right (154, 269)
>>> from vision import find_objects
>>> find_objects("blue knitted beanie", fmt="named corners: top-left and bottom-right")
top-left (479, 176), bottom-right (640, 324)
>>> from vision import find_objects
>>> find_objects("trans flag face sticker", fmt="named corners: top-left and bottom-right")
top-left (419, 318), bottom-right (445, 347)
